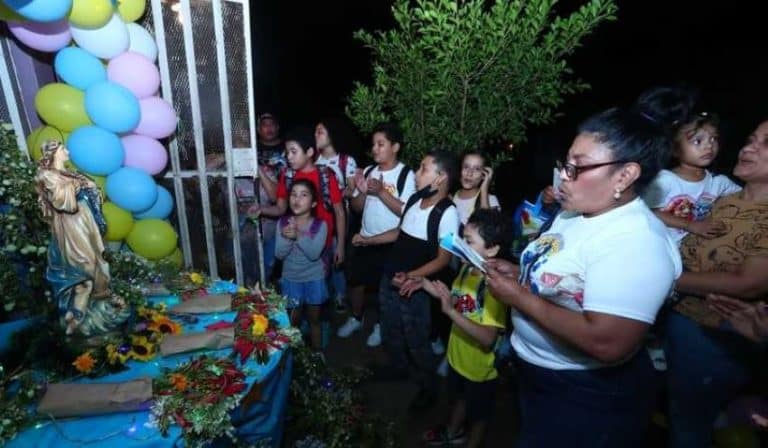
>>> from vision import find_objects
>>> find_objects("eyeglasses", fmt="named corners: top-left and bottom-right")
top-left (556, 159), bottom-right (629, 181)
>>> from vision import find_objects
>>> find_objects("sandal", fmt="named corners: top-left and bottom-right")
top-left (421, 425), bottom-right (467, 446)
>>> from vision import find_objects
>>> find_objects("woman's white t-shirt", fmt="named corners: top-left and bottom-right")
top-left (512, 198), bottom-right (682, 370)
top-left (643, 169), bottom-right (741, 244)
top-left (452, 192), bottom-right (500, 225)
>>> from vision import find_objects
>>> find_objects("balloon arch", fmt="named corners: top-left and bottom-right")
top-left (0, 0), bottom-right (260, 285)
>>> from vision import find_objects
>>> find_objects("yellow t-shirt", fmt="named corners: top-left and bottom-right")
top-left (446, 265), bottom-right (507, 382)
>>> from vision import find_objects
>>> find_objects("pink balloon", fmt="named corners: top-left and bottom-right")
top-left (133, 97), bottom-right (177, 139)
top-left (121, 134), bottom-right (168, 175)
top-left (8, 20), bottom-right (71, 53)
top-left (107, 52), bottom-right (160, 99)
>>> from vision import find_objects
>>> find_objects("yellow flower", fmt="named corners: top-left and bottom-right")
top-left (72, 352), bottom-right (96, 374)
top-left (189, 272), bottom-right (204, 285)
top-left (237, 286), bottom-right (250, 295)
top-left (128, 335), bottom-right (156, 362)
top-left (168, 373), bottom-right (188, 392)
top-left (251, 314), bottom-right (269, 337)
top-left (148, 315), bottom-right (183, 335)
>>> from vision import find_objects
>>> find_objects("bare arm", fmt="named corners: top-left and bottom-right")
top-left (377, 189), bottom-right (406, 217)
top-left (259, 166), bottom-right (278, 202)
top-left (653, 210), bottom-right (689, 230)
top-left (447, 310), bottom-right (500, 351)
top-left (676, 256), bottom-right (768, 300)
top-left (355, 228), bottom-right (399, 246)
top-left (350, 191), bottom-right (366, 214)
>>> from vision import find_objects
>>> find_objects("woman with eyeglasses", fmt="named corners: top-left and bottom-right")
top-left (484, 87), bottom-right (689, 447)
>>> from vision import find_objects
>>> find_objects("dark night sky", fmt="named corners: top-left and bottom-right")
top-left (250, 0), bottom-right (768, 187)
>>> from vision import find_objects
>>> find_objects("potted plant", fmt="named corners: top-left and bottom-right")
top-left (0, 124), bottom-right (52, 353)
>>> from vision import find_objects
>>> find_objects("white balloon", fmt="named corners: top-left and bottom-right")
top-left (126, 23), bottom-right (158, 63)
top-left (71, 13), bottom-right (130, 60)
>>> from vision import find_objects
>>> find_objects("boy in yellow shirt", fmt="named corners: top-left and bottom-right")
top-left (419, 208), bottom-right (510, 447)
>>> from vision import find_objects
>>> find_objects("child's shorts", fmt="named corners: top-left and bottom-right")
top-left (280, 278), bottom-right (328, 307)
top-left (445, 363), bottom-right (498, 424)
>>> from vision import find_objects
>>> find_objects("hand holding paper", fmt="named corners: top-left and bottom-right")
top-left (439, 233), bottom-right (486, 273)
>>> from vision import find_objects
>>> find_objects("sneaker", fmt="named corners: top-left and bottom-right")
top-left (409, 387), bottom-right (437, 412)
top-left (421, 425), bottom-right (467, 446)
top-left (436, 357), bottom-right (449, 377)
top-left (334, 295), bottom-right (347, 314)
top-left (336, 316), bottom-right (362, 338)
top-left (366, 323), bottom-right (382, 347)
top-left (431, 338), bottom-right (446, 355)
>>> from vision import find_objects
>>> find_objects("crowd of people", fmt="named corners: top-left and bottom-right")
top-left (233, 86), bottom-right (767, 447)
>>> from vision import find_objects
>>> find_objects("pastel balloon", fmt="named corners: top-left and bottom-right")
top-left (34, 83), bottom-right (91, 132)
top-left (26, 125), bottom-right (66, 161)
top-left (107, 52), bottom-right (160, 99)
top-left (71, 13), bottom-right (129, 60)
top-left (54, 47), bottom-right (106, 90)
top-left (2, 0), bottom-right (72, 23)
top-left (117, 0), bottom-right (145, 22)
top-left (126, 23), bottom-right (157, 62)
top-left (7, 20), bottom-right (71, 52)
top-left (161, 247), bottom-right (183, 269)
top-left (126, 219), bottom-right (177, 260)
top-left (105, 167), bottom-right (158, 212)
top-left (134, 185), bottom-right (173, 219)
top-left (102, 201), bottom-right (134, 241)
top-left (0, 3), bottom-right (26, 21)
top-left (68, 0), bottom-right (112, 29)
top-left (84, 81), bottom-right (140, 133)
top-left (121, 134), bottom-right (168, 175)
top-left (134, 97), bottom-right (177, 139)
top-left (67, 125), bottom-right (125, 176)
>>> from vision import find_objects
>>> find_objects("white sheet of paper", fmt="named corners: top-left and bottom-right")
top-left (440, 233), bottom-right (486, 273)
top-left (553, 167), bottom-right (562, 199)
top-left (232, 147), bottom-right (258, 177)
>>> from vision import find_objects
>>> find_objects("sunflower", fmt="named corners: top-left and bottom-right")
top-left (129, 335), bottom-right (156, 362)
top-left (251, 314), bottom-right (269, 337)
top-left (72, 352), bottom-right (96, 374)
top-left (189, 272), bottom-right (204, 285)
top-left (148, 315), bottom-right (183, 335)
top-left (168, 373), bottom-right (188, 392)
top-left (105, 344), bottom-right (129, 365)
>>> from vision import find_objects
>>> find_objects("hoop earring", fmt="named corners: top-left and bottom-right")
top-left (613, 188), bottom-right (622, 200)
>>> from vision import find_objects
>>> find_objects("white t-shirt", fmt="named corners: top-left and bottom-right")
top-left (643, 169), bottom-right (741, 244)
top-left (359, 163), bottom-right (417, 237)
top-left (453, 192), bottom-right (500, 225)
top-left (316, 153), bottom-right (357, 189)
top-left (512, 198), bottom-right (682, 370)
top-left (400, 198), bottom-right (460, 241)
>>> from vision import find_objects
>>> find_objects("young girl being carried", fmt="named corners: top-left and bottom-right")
top-left (275, 179), bottom-right (328, 353)
top-left (644, 110), bottom-right (741, 244)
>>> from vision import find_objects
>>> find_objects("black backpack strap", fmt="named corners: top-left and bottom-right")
top-left (399, 193), bottom-right (421, 226)
top-left (428, 197), bottom-right (455, 246)
top-left (396, 165), bottom-right (411, 197)
top-left (363, 165), bottom-right (375, 178)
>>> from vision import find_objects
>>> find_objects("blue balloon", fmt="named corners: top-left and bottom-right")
top-left (67, 126), bottom-right (124, 176)
top-left (106, 167), bottom-right (158, 212)
top-left (84, 81), bottom-right (140, 134)
top-left (54, 47), bottom-right (106, 91)
top-left (134, 185), bottom-right (174, 219)
top-left (2, 0), bottom-right (72, 22)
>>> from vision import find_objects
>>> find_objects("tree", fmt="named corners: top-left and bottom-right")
top-left (346, 0), bottom-right (617, 165)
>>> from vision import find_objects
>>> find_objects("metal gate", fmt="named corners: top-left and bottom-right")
top-left (0, 0), bottom-right (262, 286)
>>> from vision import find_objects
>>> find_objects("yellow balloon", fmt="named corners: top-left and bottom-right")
top-left (26, 126), bottom-right (67, 161)
top-left (117, 0), bottom-right (146, 22)
top-left (126, 219), bottom-right (178, 260)
top-left (34, 83), bottom-right (91, 132)
top-left (161, 247), bottom-right (183, 269)
top-left (0, 2), bottom-right (26, 22)
top-left (68, 0), bottom-right (114, 29)
top-left (103, 202), bottom-right (135, 241)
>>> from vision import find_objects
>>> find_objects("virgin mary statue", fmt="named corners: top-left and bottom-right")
top-left (35, 140), bottom-right (129, 336)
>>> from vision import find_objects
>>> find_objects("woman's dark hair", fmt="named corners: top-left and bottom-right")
top-left (285, 126), bottom-right (317, 160)
top-left (426, 148), bottom-right (459, 191)
top-left (467, 208), bottom-right (513, 260)
top-left (578, 86), bottom-right (695, 193)
top-left (289, 178), bottom-right (318, 216)
top-left (371, 122), bottom-right (405, 149)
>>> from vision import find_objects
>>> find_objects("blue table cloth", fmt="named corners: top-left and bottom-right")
top-left (8, 295), bottom-right (292, 447)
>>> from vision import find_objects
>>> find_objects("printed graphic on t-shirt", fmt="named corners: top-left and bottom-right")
top-left (662, 193), bottom-right (717, 221)
top-left (519, 233), bottom-right (583, 310)
top-left (384, 182), bottom-right (397, 197)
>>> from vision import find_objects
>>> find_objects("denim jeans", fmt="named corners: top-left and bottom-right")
top-left (664, 311), bottom-right (761, 448)
top-left (514, 351), bottom-right (657, 448)
top-left (378, 276), bottom-right (437, 391)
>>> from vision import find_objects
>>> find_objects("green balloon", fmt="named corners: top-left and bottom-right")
top-left (26, 125), bottom-right (67, 161)
top-left (126, 219), bottom-right (178, 260)
top-left (0, 3), bottom-right (26, 22)
top-left (34, 83), bottom-right (91, 132)
top-left (162, 247), bottom-right (183, 269)
top-left (103, 202), bottom-right (134, 241)
top-left (68, 0), bottom-right (113, 29)
top-left (117, 0), bottom-right (146, 22)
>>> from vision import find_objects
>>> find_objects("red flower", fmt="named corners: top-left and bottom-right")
top-left (223, 382), bottom-right (246, 395)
